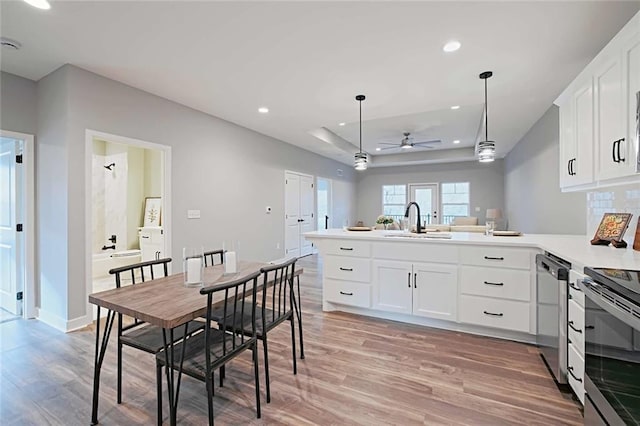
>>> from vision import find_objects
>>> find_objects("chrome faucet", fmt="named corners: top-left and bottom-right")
top-left (404, 202), bottom-right (422, 234)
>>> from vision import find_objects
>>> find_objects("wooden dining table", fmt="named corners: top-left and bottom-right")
top-left (88, 260), bottom-right (303, 426)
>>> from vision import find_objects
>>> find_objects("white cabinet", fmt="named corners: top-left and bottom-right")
top-left (559, 79), bottom-right (594, 189)
top-left (567, 270), bottom-right (586, 404)
top-left (556, 11), bottom-right (640, 190)
top-left (372, 260), bottom-right (457, 321)
top-left (139, 227), bottom-right (164, 261)
top-left (321, 239), bottom-right (372, 309)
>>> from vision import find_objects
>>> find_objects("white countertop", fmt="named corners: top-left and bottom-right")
top-left (304, 229), bottom-right (640, 271)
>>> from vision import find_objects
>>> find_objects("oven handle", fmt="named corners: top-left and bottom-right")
top-left (579, 279), bottom-right (640, 332)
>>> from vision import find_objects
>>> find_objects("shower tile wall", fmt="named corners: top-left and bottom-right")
top-left (92, 142), bottom-right (128, 253)
top-left (587, 182), bottom-right (640, 244)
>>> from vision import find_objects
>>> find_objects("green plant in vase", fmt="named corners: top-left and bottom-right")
top-left (376, 215), bottom-right (394, 230)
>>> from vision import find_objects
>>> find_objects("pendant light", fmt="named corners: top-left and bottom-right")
top-left (477, 71), bottom-right (496, 163)
top-left (354, 94), bottom-right (368, 171)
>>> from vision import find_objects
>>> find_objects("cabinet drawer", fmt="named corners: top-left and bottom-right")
top-left (569, 270), bottom-right (585, 307)
top-left (322, 240), bottom-right (371, 258)
top-left (568, 342), bottom-right (585, 404)
top-left (325, 279), bottom-right (371, 308)
top-left (460, 267), bottom-right (531, 301)
top-left (459, 295), bottom-right (530, 333)
top-left (460, 246), bottom-right (532, 270)
top-left (568, 300), bottom-right (585, 353)
top-left (324, 255), bottom-right (370, 282)
top-left (372, 242), bottom-right (459, 264)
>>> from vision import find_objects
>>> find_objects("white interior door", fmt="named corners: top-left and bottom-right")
top-left (299, 175), bottom-right (314, 256)
top-left (316, 177), bottom-right (332, 230)
top-left (285, 172), bottom-right (301, 257)
top-left (408, 183), bottom-right (439, 225)
top-left (0, 137), bottom-right (22, 315)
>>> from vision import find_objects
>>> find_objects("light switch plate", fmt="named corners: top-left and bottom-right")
top-left (187, 209), bottom-right (201, 219)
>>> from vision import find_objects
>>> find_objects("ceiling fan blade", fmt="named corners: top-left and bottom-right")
top-left (378, 142), bottom-right (399, 146)
top-left (413, 139), bottom-right (442, 145)
top-left (378, 145), bottom-right (400, 151)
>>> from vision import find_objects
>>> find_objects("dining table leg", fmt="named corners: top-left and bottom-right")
top-left (91, 306), bottom-right (116, 425)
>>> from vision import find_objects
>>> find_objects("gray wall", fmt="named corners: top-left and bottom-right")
top-left (37, 65), bottom-right (356, 323)
top-left (504, 105), bottom-right (586, 234)
top-left (0, 71), bottom-right (37, 135)
top-left (355, 160), bottom-right (505, 226)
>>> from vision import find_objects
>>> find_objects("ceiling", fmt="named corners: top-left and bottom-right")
top-left (1, 1), bottom-right (639, 168)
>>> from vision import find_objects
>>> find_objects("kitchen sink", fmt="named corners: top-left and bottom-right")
top-left (384, 233), bottom-right (452, 239)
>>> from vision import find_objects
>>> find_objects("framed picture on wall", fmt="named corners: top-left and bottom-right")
top-left (143, 197), bottom-right (162, 227)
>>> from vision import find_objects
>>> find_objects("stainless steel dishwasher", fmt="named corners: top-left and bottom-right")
top-left (536, 253), bottom-right (570, 385)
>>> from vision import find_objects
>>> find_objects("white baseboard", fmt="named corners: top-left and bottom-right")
top-left (37, 308), bottom-right (92, 333)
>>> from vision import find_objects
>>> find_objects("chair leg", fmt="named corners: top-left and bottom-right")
top-left (156, 362), bottom-right (163, 426)
top-left (117, 315), bottom-right (123, 404)
top-left (290, 316), bottom-right (297, 375)
top-left (253, 343), bottom-right (261, 419)
top-left (206, 371), bottom-right (214, 425)
top-left (296, 275), bottom-right (305, 359)
top-left (219, 366), bottom-right (225, 388)
top-left (262, 337), bottom-right (271, 403)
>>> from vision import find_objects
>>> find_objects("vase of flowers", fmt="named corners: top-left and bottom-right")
top-left (376, 215), bottom-right (394, 230)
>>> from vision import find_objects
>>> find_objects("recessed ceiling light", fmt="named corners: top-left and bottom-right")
top-left (375, 147), bottom-right (381, 151)
top-left (23, 0), bottom-right (50, 9)
top-left (450, 105), bottom-right (460, 110)
top-left (453, 140), bottom-right (461, 144)
top-left (443, 40), bottom-right (461, 53)
top-left (258, 107), bottom-right (269, 114)
top-left (339, 122), bottom-right (346, 126)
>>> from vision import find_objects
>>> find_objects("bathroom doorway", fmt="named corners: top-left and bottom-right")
top-left (84, 130), bottom-right (171, 321)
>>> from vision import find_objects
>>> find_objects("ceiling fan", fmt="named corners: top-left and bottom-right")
top-left (377, 132), bottom-right (442, 151)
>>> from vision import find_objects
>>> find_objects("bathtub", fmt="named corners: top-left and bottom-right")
top-left (92, 249), bottom-right (142, 279)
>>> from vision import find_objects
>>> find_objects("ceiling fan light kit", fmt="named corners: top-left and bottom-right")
top-left (354, 94), bottom-right (368, 171)
top-left (477, 70), bottom-right (496, 163)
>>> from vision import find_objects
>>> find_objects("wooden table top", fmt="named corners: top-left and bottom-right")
top-left (89, 261), bottom-right (302, 329)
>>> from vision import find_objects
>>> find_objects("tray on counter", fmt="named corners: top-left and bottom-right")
top-left (493, 231), bottom-right (522, 237)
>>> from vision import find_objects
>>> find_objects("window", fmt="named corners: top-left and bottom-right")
top-left (382, 185), bottom-right (406, 221)
top-left (441, 182), bottom-right (470, 224)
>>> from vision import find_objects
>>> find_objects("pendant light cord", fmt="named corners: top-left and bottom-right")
top-left (359, 98), bottom-right (363, 153)
top-left (484, 77), bottom-right (488, 142)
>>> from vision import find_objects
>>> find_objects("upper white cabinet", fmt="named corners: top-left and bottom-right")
top-left (556, 11), bottom-right (640, 191)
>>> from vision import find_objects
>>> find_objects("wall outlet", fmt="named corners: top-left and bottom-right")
top-left (475, 207), bottom-right (480, 212)
top-left (276, 242), bottom-right (280, 249)
top-left (187, 209), bottom-right (201, 219)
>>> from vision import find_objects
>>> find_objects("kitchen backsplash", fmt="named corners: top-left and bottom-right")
top-left (587, 182), bottom-right (640, 245)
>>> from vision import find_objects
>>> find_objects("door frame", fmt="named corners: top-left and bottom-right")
top-left (0, 130), bottom-right (35, 318)
top-left (84, 129), bottom-right (172, 325)
top-left (408, 183), bottom-right (440, 225)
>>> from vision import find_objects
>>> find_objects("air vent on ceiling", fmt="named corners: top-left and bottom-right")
top-left (1, 37), bottom-right (22, 50)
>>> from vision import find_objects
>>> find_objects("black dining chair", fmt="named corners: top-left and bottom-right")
top-left (155, 270), bottom-right (262, 425)
top-left (204, 249), bottom-right (225, 267)
top-left (220, 257), bottom-right (298, 403)
top-left (109, 258), bottom-right (204, 405)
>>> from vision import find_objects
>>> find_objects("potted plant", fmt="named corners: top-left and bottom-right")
top-left (376, 215), bottom-right (394, 230)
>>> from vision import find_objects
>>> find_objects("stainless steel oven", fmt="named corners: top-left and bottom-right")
top-left (581, 268), bottom-right (640, 425)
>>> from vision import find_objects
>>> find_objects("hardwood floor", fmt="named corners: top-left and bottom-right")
top-left (0, 255), bottom-right (582, 425)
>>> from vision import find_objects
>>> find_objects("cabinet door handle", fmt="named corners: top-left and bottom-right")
top-left (483, 281), bottom-right (504, 286)
top-left (339, 267), bottom-right (353, 271)
top-left (414, 273), bottom-right (417, 288)
top-left (141, 236), bottom-right (150, 239)
top-left (483, 311), bottom-right (503, 317)
top-left (612, 139), bottom-right (619, 163)
top-left (567, 159), bottom-right (572, 176)
top-left (567, 366), bottom-right (582, 383)
top-left (339, 247), bottom-right (353, 251)
top-left (568, 320), bottom-right (582, 334)
top-left (339, 291), bottom-right (353, 296)
top-left (569, 282), bottom-right (581, 292)
top-left (617, 138), bottom-right (625, 162)
top-left (484, 256), bottom-right (504, 261)
top-left (585, 325), bottom-right (595, 330)
top-left (407, 272), bottom-right (411, 288)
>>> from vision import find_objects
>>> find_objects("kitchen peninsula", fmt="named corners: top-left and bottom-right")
top-left (305, 229), bottom-right (640, 344)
